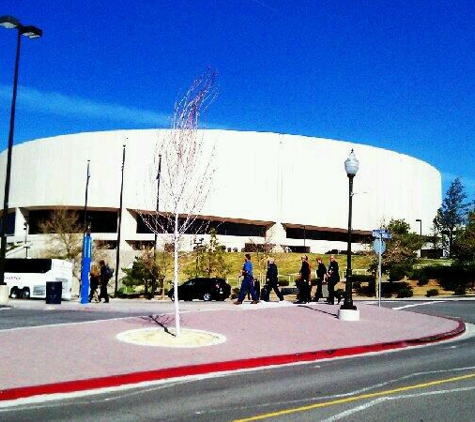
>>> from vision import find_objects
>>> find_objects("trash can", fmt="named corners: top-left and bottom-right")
top-left (46, 281), bottom-right (62, 304)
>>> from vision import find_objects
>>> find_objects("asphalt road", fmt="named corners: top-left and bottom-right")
top-left (1, 300), bottom-right (475, 421)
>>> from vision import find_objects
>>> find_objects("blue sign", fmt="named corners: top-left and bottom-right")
top-left (372, 229), bottom-right (392, 239)
top-left (373, 238), bottom-right (386, 254)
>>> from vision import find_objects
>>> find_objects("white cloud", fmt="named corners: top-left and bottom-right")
top-left (0, 84), bottom-right (170, 127)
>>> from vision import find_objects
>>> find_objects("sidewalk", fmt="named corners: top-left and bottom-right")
top-left (0, 299), bottom-right (465, 403)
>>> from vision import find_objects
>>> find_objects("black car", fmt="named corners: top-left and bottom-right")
top-left (168, 277), bottom-right (231, 301)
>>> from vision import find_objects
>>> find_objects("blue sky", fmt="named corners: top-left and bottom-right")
top-left (1, 0), bottom-right (474, 198)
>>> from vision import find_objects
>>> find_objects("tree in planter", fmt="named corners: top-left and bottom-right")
top-left (433, 177), bottom-right (469, 257)
top-left (138, 68), bottom-right (218, 336)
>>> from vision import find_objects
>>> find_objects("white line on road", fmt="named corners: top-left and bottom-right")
top-left (393, 301), bottom-right (445, 310)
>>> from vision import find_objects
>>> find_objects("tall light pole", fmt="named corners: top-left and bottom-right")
top-left (150, 154), bottom-right (162, 300)
top-left (153, 154), bottom-right (162, 255)
top-left (341, 149), bottom-right (359, 312)
top-left (83, 160), bottom-right (91, 230)
top-left (0, 16), bottom-right (42, 294)
top-left (114, 144), bottom-right (126, 297)
top-left (416, 218), bottom-right (422, 258)
top-left (80, 160), bottom-right (92, 304)
top-left (194, 237), bottom-right (204, 277)
top-left (23, 221), bottom-right (29, 258)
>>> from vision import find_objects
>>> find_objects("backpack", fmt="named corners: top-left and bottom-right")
top-left (104, 265), bottom-right (114, 281)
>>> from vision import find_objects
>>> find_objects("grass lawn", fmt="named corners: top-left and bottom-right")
top-left (164, 252), bottom-right (465, 299)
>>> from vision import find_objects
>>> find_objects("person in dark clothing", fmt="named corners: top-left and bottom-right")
top-left (88, 264), bottom-right (100, 303)
top-left (326, 255), bottom-right (340, 304)
top-left (99, 260), bottom-right (112, 303)
top-left (265, 258), bottom-right (284, 301)
top-left (295, 255), bottom-right (311, 304)
top-left (313, 257), bottom-right (327, 302)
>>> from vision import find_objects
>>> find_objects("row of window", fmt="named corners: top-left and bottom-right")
top-left (2, 209), bottom-right (366, 242)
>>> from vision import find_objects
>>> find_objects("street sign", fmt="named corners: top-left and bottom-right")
top-left (372, 229), bottom-right (392, 240)
top-left (373, 238), bottom-right (386, 254)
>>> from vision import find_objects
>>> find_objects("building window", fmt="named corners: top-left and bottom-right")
top-left (137, 214), bottom-right (266, 237)
top-left (28, 209), bottom-right (118, 234)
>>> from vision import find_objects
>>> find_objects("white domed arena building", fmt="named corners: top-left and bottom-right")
top-left (0, 129), bottom-right (441, 286)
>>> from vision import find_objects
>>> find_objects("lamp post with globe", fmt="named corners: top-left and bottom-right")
top-left (339, 149), bottom-right (360, 321)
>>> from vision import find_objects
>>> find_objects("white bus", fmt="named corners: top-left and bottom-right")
top-left (5, 259), bottom-right (73, 300)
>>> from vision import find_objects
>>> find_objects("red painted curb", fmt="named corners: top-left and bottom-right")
top-left (0, 320), bottom-right (465, 402)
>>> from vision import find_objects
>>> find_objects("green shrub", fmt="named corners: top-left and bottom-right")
top-left (356, 280), bottom-right (376, 297)
top-left (389, 264), bottom-right (410, 281)
top-left (397, 288), bottom-right (413, 298)
top-left (453, 286), bottom-right (466, 296)
top-left (352, 274), bottom-right (376, 284)
top-left (426, 289), bottom-right (439, 297)
top-left (417, 272), bottom-right (430, 286)
top-left (278, 279), bottom-right (289, 287)
top-left (382, 281), bottom-right (412, 298)
top-left (408, 267), bottom-right (423, 280)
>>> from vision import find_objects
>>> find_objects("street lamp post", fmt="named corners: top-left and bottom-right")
top-left (23, 221), bottom-right (29, 258)
top-left (149, 154), bottom-right (162, 300)
top-left (153, 154), bottom-right (162, 255)
top-left (114, 144), bottom-right (126, 297)
top-left (339, 149), bottom-right (359, 320)
top-left (0, 16), bottom-right (42, 300)
top-left (80, 160), bottom-right (92, 304)
top-left (194, 237), bottom-right (204, 277)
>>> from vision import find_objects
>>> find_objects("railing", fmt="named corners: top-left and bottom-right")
top-left (227, 268), bottom-right (370, 288)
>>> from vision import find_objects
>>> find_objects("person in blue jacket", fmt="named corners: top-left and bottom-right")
top-left (235, 253), bottom-right (259, 304)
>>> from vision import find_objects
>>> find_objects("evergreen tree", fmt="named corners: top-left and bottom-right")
top-left (433, 177), bottom-right (469, 257)
top-left (199, 229), bottom-right (231, 278)
top-left (452, 211), bottom-right (475, 266)
top-left (370, 219), bottom-right (424, 280)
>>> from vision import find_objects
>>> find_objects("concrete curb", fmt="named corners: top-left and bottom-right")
top-left (0, 319), bottom-right (465, 403)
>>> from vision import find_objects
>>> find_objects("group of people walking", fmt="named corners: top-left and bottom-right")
top-left (235, 253), bottom-right (341, 305)
top-left (88, 260), bottom-right (113, 303)
top-left (295, 254), bottom-right (341, 304)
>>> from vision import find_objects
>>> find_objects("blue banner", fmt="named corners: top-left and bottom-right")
top-left (80, 233), bottom-right (92, 304)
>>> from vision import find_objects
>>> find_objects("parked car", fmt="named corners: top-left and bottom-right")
top-left (168, 277), bottom-right (231, 301)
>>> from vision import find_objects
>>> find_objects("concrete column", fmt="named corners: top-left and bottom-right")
top-left (120, 209), bottom-right (136, 252)
top-left (265, 222), bottom-right (286, 252)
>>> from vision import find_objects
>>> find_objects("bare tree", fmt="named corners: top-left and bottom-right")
top-left (140, 68), bottom-right (218, 336)
top-left (38, 208), bottom-right (83, 279)
top-left (38, 208), bottom-right (109, 282)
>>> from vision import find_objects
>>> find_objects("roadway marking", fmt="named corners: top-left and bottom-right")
top-left (321, 385), bottom-right (475, 421)
top-left (393, 301), bottom-right (444, 310)
top-left (234, 371), bottom-right (475, 421)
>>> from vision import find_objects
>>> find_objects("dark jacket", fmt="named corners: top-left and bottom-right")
top-left (316, 262), bottom-right (327, 278)
top-left (300, 261), bottom-right (310, 280)
top-left (266, 263), bottom-right (278, 283)
top-left (328, 260), bottom-right (340, 281)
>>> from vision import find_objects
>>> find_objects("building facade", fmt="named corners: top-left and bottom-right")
top-left (0, 129), bottom-right (441, 263)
